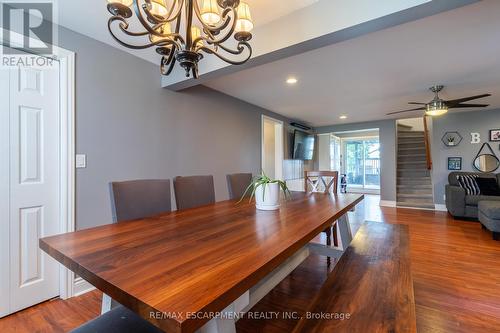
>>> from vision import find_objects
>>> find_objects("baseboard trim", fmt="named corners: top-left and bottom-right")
top-left (380, 200), bottom-right (397, 207)
top-left (434, 204), bottom-right (448, 212)
top-left (73, 277), bottom-right (95, 297)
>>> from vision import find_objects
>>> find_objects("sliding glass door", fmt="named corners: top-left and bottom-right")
top-left (342, 137), bottom-right (380, 190)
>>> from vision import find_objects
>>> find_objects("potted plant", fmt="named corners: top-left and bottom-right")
top-left (447, 136), bottom-right (456, 146)
top-left (239, 173), bottom-right (291, 210)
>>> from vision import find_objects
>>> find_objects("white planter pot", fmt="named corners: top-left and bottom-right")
top-left (255, 183), bottom-right (280, 211)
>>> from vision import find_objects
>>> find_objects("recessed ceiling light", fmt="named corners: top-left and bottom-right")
top-left (340, 115), bottom-right (348, 120)
top-left (286, 77), bottom-right (298, 85)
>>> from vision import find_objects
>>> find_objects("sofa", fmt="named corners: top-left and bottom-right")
top-left (445, 172), bottom-right (500, 219)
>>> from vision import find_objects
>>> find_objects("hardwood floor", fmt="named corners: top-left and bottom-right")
top-left (1, 195), bottom-right (499, 333)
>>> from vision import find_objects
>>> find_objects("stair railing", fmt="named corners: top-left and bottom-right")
top-left (423, 116), bottom-right (432, 170)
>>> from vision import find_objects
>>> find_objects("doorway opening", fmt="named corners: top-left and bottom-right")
top-left (334, 129), bottom-right (380, 194)
top-left (261, 116), bottom-right (284, 180)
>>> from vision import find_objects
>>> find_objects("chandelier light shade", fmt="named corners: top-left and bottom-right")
top-left (106, 0), bottom-right (254, 78)
top-left (200, 0), bottom-right (221, 25)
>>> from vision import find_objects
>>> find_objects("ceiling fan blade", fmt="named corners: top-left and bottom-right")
top-left (408, 102), bottom-right (427, 105)
top-left (387, 107), bottom-right (426, 115)
top-left (446, 94), bottom-right (491, 105)
top-left (449, 103), bottom-right (489, 108)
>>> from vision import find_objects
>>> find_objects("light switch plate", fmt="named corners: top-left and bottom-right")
top-left (76, 154), bottom-right (86, 169)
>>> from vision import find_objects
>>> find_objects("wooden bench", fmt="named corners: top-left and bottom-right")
top-left (294, 221), bottom-right (416, 333)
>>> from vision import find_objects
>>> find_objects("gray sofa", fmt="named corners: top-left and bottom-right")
top-left (445, 172), bottom-right (500, 219)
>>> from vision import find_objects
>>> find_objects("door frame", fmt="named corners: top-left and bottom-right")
top-left (261, 115), bottom-right (284, 180)
top-left (0, 30), bottom-right (76, 304)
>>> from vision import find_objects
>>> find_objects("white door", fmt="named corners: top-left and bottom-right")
top-left (0, 61), bottom-right (61, 316)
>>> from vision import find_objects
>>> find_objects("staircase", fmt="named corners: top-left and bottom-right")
top-left (397, 129), bottom-right (434, 209)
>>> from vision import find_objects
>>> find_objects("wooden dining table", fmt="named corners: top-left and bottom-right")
top-left (40, 192), bottom-right (364, 333)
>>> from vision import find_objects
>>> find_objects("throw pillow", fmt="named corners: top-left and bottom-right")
top-left (456, 175), bottom-right (480, 195)
top-left (475, 177), bottom-right (500, 196)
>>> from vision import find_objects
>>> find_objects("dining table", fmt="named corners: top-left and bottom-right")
top-left (40, 191), bottom-right (364, 333)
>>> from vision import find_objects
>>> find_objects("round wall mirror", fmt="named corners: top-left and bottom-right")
top-left (473, 154), bottom-right (500, 173)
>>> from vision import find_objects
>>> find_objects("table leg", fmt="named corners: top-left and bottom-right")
top-left (308, 213), bottom-right (353, 259)
top-left (195, 247), bottom-right (310, 333)
top-left (101, 294), bottom-right (120, 314)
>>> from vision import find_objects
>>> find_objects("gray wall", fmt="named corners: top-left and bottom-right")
top-left (57, 27), bottom-right (290, 230)
top-left (432, 108), bottom-right (500, 204)
top-left (315, 120), bottom-right (397, 202)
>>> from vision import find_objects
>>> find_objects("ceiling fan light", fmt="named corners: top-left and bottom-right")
top-left (426, 105), bottom-right (448, 116)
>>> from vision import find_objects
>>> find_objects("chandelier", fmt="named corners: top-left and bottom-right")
top-left (106, 0), bottom-right (254, 78)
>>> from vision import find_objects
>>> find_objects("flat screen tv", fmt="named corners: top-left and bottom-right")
top-left (292, 130), bottom-right (315, 160)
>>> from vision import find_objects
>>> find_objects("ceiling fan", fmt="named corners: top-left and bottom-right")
top-left (387, 85), bottom-right (491, 116)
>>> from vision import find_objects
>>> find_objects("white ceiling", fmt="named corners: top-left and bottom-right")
top-left (204, 0), bottom-right (500, 127)
top-left (57, 0), bottom-right (318, 66)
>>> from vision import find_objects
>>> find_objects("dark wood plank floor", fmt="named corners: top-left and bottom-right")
top-left (1, 195), bottom-right (499, 333)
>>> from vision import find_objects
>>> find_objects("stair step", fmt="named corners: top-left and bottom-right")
top-left (398, 161), bottom-right (428, 166)
top-left (398, 132), bottom-right (425, 137)
top-left (398, 141), bottom-right (425, 149)
top-left (398, 146), bottom-right (427, 151)
top-left (397, 178), bottom-right (432, 186)
top-left (398, 153), bottom-right (427, 160)
top-left (397, 182), bottom-right (432, 190)
top-left (398, 136), bottom-right (425, 141)
top-left (398, 170), bottom-right (431, 177)
top-left (397, 193), bottom-right (433, 200)
top-left (397, 189), bottom-right (433, 195)
top-left (398, 130), bottom-right (424, 134)
top-left (397, 201), bottom-right (435, 209)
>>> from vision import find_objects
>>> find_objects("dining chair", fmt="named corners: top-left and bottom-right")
top-left (104, 179), bottom-right (172, 315)
top-left (173, 175), bottom-right (216, 210)
top-left (304, 171), bottom-right (340, 250)
top-left (109, 179), bottom-right (172, 222)
top-left (227, 173), bottom-right (253, 200)
top-left (70, 305), bottom-right (163, 333)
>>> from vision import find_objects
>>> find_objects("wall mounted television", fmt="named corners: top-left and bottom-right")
top-left (292, 130), bottom-right (315, 160)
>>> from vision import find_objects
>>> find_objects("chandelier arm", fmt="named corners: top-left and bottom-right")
top-left (160, 46), bottom-right (177, 75)
top-left (108, 17), bottom-right (180, 49)
top-left (154, 0), bottom-right (176, 23)
top-left (172, 15), bottom-right (185, 45)
top-left (107, 14), bottom-right (150, 37)
top-left (165, 0), bottom-right (185, 22)
top-left (133, 0), bottom-right (168, 35)
top-left (150, 24), bottom-right (184, 43)
top-left (210, 41), bottom-right (248, 55)
top-left (165, 56), bottom-right (177, 75)
top-left (198, 42), bottom-right (252, 65)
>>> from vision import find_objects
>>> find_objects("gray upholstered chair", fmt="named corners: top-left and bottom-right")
top-left (110, 179), bottom-right (171, 222)
top-left (227, 173), bottom-right (252, 200)
top-left (69, 305), bottom-right (163, 333)
top-left (104, 179), bottom-right (172, 316)
top-left (173, 175), bottom-right (216, 210)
